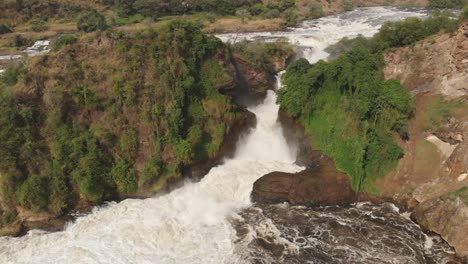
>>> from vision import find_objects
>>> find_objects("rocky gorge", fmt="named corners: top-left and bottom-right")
top-left (251, 20), bottom-right (468, 260)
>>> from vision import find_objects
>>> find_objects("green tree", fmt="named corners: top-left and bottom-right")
top-left (16, 176), bottom-right (49, 213)
top-left (46, 162), bottom-right (71, 215)
top-left (429, 0), bottom-right (463, 8)
top-left (119, 128), bottom-right (139, 161)
top-left (114, 0), bottom-right (136, 17)
top-left (77, 11), bottom-right (107, 32)
top-left (52, 34), bottom-right (77, 52)
top-left (0, 24), bottom-right (12, 34)
top-left (281, 8), bottom-right (297, 27)
top-left (111, 159), bottom-right (137, 193)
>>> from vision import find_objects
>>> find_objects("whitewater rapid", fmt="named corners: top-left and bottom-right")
top-left (217, 6), bottom-right (427, 63)
top-left (0, 7), bottom-right (432, 264)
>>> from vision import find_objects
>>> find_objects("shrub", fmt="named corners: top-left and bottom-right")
top-left (262, 8), bottom-right (281, 18)
top-left (139, 155), bottom-right (162, 187)
top-left (282, 8), bottom-right (298, 27)
top-left (30, 19), bottom-right (47, 32)
top-left (249, 3), bottom-right (264, 15)
top-left (0, 24), bottom-right (12, 34)
top-left (344, 0), bottom-right (354, 11)
top-left (114, 0), bottom-right (136, 17)
top-left (52, 34), bottom-right (78, 51)
top-left (47, 163), bottom-right (71, 215)
top-left (111, 159), bottom-right (137, 193)
top-left (77, 11), bottom-right (107, 32)
top-left (119, 128), bottom-right (139, 161)
top-left (175, 139), bottom-right (194, 165)
top-left (15, 176), bottom-right (49, 213)
top-left (429, 0), bottom-right (463, 8)
top-left (1, 64), bottom-right (27, 86)
top-left (71, 133), bottom-right (112, 202)
top-left (1, 210), bottom-right (17, 225)
top-left (12, 34), bottom-right (30, 47)
top-left (115, 14), bottom-right (145, 25)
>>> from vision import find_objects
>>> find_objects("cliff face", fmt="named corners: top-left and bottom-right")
top-left (377, 22), bottom-right (468, 258)
top-left (385, 22), bottom-right (468, 99)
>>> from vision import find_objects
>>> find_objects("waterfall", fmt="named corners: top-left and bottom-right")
top-left (0, 7), bottom-right (434, 264)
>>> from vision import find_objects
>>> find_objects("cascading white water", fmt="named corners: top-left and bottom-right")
top-left (0, 7), bottom-right (430, 264)
top-left (217, 6), bottom-right (428, 63)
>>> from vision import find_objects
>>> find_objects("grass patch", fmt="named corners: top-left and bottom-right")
top-left (448, 186), bottom-right (468, 205)
top-left (421, 97), bottom-right (464, 131)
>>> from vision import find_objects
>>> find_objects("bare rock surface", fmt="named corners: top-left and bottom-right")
top-left (252, 156), bottom-right (356, 205)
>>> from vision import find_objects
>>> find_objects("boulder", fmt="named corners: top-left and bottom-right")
top-left (252, 156), bottom-right (357, 205)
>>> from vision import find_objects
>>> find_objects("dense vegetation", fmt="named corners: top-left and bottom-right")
top-left (0, 0), bottom-right (296, 22)
top-left (77, 11), bottom-right (107, 32)
top-left (51, 34), bottom-right (78, 51)
top-left (278, 51), bottom-right (413, 192)
top-left (0, 21), bottom-right (286, 224)
top-left (278, 11), bottom-right (465, 192)
top-left (374, 10), bottom-right (460, 47)
top-left (325, 10), bottom-right (461, 59)
top-left (0, 24), bottom-right (12, 34)
top-left (2, 0), bottom-right (440, 32)
top-left (429, 0), bottom-right (465, 8)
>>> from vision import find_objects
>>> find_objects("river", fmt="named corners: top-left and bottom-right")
top-left (0, 7), bottom-right (458, 264)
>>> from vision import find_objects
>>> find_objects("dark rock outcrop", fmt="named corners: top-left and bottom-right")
top-left (252, 156), bottom-right (357, 205)
top-left (184, 110), bottom-right (256, 180)
top-left (229, 55), bottom-right (276, 106)
top-left (277, 109), bottom-right (319, 168)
